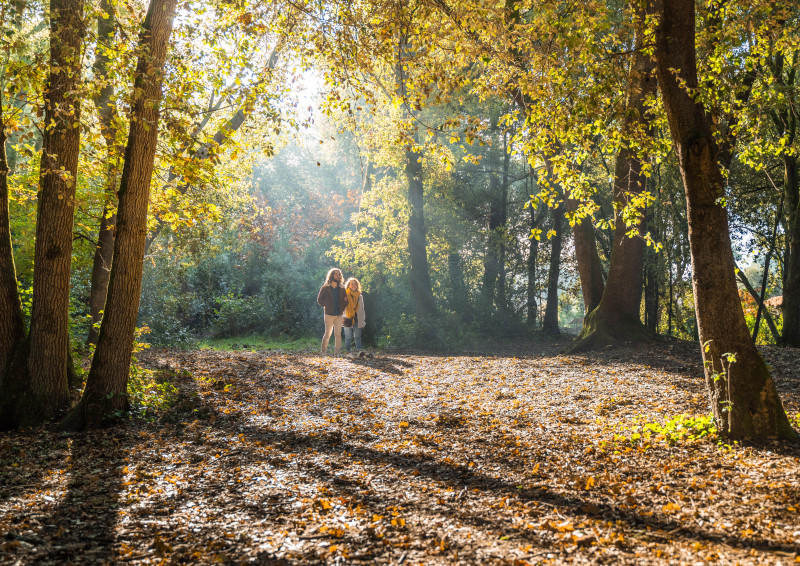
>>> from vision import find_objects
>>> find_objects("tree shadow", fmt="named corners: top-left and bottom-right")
top-left (33, 428), bottom-right (129, 563)
top-left (130, 347), bottom-right (800, 561)
top-left (235, 423), bottom-right (800, 557)
top-left (346, 355), bottom-right (414, 375)
top-left (0, 431), bottom-right (69, 506)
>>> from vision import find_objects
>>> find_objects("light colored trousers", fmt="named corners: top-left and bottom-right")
top-left (321, 314), bottom-right (343, 353)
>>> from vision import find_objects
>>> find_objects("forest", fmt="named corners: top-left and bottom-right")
top-left (1, 0), bottom-right (800, 563)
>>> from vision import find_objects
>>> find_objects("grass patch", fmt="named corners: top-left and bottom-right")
top-left (198, 334), bottom-right (319, 352)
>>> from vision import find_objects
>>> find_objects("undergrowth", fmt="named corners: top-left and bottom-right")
top-left (601, 413), bottom-right (732, 453)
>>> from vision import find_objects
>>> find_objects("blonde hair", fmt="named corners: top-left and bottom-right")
top-left (325, 268), bottom-right (343, 284)
top-left (344, 277), bottom-right (362, 293)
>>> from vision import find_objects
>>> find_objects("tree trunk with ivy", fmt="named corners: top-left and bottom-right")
top-left (61, 0), bottom-right (178, 431)
top-left (652, 0), bottom-right (795, 439)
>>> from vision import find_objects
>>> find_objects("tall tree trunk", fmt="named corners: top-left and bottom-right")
top-left (496, 130), bottom-right (510, 316)
top-left (643, 200), bottom-right (660, 331)
top-left (87, 211), bottom-right (116, 345)
top-left (542, 204), bottom-right (564, 334)
top-left (395, 36), bottom-right (436, 321)
top-left (667, 244), bottom-right (674, 336)
top-left (2, 0), bottom-right (85, 428)
top-left (753, 199), bottom-right (782, 343)
top-left (570, 212), bottom-right (605, 315)
top-left (86, 0), bottom-right (120, 346)
top-left (527, 203), bottom-right (542, 329)
top-left (405, 143), bottom-right (436, 318)
top-left (568, 14), bottom-right (656, 352)
top-left (652, 0), bottom-right (795, 439)
top-left (448, 252), bottom-right (468, 319)
top-left (0, 107), bottom-right (25, 386)
top-left (482, 170), bottom-right (501, 309)
top-left (541, 154), bottom-right (604, 316)
top-left (781, 155), bottom-right (800, 346)
top-left (61, 0), bottom-right (178, 431)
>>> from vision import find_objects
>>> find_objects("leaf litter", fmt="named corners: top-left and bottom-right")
top-left (1, 338), bottom-right (799, 565)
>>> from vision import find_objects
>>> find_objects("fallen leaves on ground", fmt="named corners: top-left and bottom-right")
top-left (1, 338), bottom-right (800, 565)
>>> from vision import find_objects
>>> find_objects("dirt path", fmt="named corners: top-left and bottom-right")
top-left (1, 339), bottom-right (799, 564)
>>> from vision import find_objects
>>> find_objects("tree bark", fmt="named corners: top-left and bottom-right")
top-left (395, 36), bottom-right (436, 321)
top-left (652, 0), bottom-right (795, 439)
top-left (527, 203), bottom-right (542, 329)
top-left (86, 0), bottom-right (120, 346)
top-left (568, 12), bottom-right (656, 352)
top-left (570, 211), bottom-right (605, 315)
top-left (752, 200), bottom-right (782, 343)
top-left (0, 106), bottom-right (25, 386)
top-left (542, 204), bottom-right (564, 334)
top-left (405, 143), bottom-right (437, 319)
top-left (496, 130), bottom-right (510, 316)
top-left (2, 0), bottom-right (85, 428)
top-left (62, 0), bottom-right (178, 430)
top-left (781, 155), bottom-right (800, 346)
top-left (448, 252), bottom-right (468, 318)
top-left (482, 167), bottom-right (502, 309)
top-left (87, 210), bottom-right (116, 345)
top-left (541, 153), bottom-right (604, 316)
top-left (643, 204), bottom-right (660, 331)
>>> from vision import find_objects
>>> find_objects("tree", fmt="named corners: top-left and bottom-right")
top-left (542, 203), bottom-right (564, 334)
top-left (62, 0), bottom-right (178, 430)
top-left (650, 0), bottom-right (795, 438)
top-left (568, 6), bottom-right (657, 352)
top-left (86, 0), bottom-right (121, 346)
top-left (0, 0), bottom-right (85, 428)
top-left (395, 33), bottom-right (437, 321)
top-left (0, 91), bottom-right (25, 386)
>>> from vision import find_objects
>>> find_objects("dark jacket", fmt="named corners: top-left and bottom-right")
top-left (317, 284), bottom-right (348, 315)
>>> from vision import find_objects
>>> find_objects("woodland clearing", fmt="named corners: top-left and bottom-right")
top-left (1, 339), bottom-right (799, 565)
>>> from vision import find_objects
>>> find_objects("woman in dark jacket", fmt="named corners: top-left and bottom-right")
top-left (317, 268), bottom-right (348, 354)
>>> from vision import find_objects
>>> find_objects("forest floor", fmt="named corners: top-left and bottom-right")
top-left (1, 337), bottom-right (800, 565)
